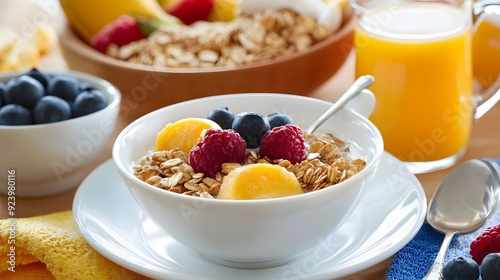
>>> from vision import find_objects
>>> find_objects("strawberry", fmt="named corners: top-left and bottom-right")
top-left (90, 15), bottom-right (162, 53)
top-left (166, 0), bottom-right (215, 25)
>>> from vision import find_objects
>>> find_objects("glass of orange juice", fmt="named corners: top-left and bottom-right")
top-left (473, 3), bottom-right (500, 89)
top-left (351, 0), bottom-right (500, 173)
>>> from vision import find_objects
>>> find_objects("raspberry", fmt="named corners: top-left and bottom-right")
top-left (470, 224), bottom-right (500, 264)
top-left (259, 124), bottom-right (307, 164)
top-left (188, 129), bottom-right (246, 178)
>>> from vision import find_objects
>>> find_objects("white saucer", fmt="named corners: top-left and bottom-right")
top-left (73, 152), bottom-right (426, 280)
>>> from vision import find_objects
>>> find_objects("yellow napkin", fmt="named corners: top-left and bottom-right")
top-left (0, 211), bottom-right (150, 280)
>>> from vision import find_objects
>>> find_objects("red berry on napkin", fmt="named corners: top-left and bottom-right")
top-left (470, 224), bottom-right (500, 264)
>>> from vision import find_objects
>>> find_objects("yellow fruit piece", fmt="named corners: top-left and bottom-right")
top-left (207, 0), bottom-right (239, 22)
top-left (59, 0), bottom-right (180, 43)
top-left (33, 25), bottom-right (56, 56)
top-left (0, 29), bottom-right (39, 72)
top-left (155, 118), bottom-right (221, 153)
top-left (219, 164), bottom-right (303, 200)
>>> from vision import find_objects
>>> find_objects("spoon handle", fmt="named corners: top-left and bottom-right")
top-left (484, 158), bottom-right (500, 166)
top-left (422, 231), bottom-right (456, 280)
top-left (305, 75), bottom-right (374, 135)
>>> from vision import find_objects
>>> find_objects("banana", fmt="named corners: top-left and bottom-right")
top-left (156, 0), bottom-right (182, 7)
top-left (207, 0), bottom-right (239, 22)
top-left (59, 0), bottom-right (180, 43)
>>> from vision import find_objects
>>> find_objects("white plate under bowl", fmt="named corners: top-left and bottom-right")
top-left (73, 152), bottom-right (426, 280)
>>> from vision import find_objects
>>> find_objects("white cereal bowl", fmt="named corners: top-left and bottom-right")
top-left (112, 92), bottom-right (383, 268)
top-left (0, 71), bottom-right (121, 197)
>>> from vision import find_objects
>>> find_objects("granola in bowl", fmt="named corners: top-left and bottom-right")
top-left (134, 131), bottom-right (366, 199)
top-left (108, 9), bottom-right (337, 68)
top-left (132, 105), bottom-right (368, 200)
top-left (112, 93), bottom-right (383, 266)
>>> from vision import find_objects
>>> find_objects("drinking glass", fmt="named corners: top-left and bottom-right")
top-left (351, 0), bottom-right (500, 173)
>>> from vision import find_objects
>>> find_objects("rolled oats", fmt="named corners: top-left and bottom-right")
top-left (107, 9), bottom-right (334, 68)
top-left (134, 132), bottom-right (366, 197)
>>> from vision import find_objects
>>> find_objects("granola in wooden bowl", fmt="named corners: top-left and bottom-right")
top-left (59, 2), bottom-right (355, 118)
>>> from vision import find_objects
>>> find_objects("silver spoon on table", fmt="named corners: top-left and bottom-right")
top-left (423, 159), bottom-right (500, 279)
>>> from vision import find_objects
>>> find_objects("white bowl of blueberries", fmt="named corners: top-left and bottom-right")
top-left (0, 68), bottom-right (121, 197)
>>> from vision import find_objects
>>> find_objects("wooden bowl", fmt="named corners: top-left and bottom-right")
top-left (59, 8), bottom-right (354, 118)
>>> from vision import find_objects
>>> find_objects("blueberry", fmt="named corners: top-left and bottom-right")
top-left (442, 257), bottom-right (479, 280)
top-left (34, 96), bottom-right (71, 124)
top-left (47, 74), bottom-right (80, 102)
top-left (79, 82), bottom-right (96, 92)
top-left (267, 113), bottom-right (294, 129)
top-left (0, 104), bottom-right (32, 125)
top-left (207, 107), bottom-right (235, 129)
top-left (72, 89), bottom-right (107, 118)
top-left (25, 68), bottom-right (51, 91)
top-left (481, 253), bottom-right (500, 280)
top-left (5, 75), bottom-right (44, 108)
top-left (0, 83), bottom-right (6, 107)
top-left (231, 112), bottom-right (270, 149)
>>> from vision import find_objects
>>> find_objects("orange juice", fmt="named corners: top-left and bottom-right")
top-left (355, 2), bottom-right (473, 162)
top-left (473, 14), bottom-right (500, 88)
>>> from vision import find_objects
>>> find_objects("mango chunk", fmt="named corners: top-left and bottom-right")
top-left (155, 118), bottom-right (221, 153)
top-left (219, 163), bottom-right (303, 200)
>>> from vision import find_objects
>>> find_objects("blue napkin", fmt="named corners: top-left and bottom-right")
top-left (387, 159), bottom-right (500, 280)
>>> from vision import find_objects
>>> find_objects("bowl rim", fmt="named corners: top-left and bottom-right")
top-left (59, 10), bottom-right (355, 74)
top-left (0, 70), bottom-right (121, 130)
top-left (113, 93), bottom-right (384, 206)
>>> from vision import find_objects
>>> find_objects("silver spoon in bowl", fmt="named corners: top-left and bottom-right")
top-left (305, 75), bottom-right (375, 135)
top-left (423, 159), bottom-right (500, 279)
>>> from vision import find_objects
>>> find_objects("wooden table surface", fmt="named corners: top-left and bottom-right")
top-left (2, 2), bottom-right (500, 279)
